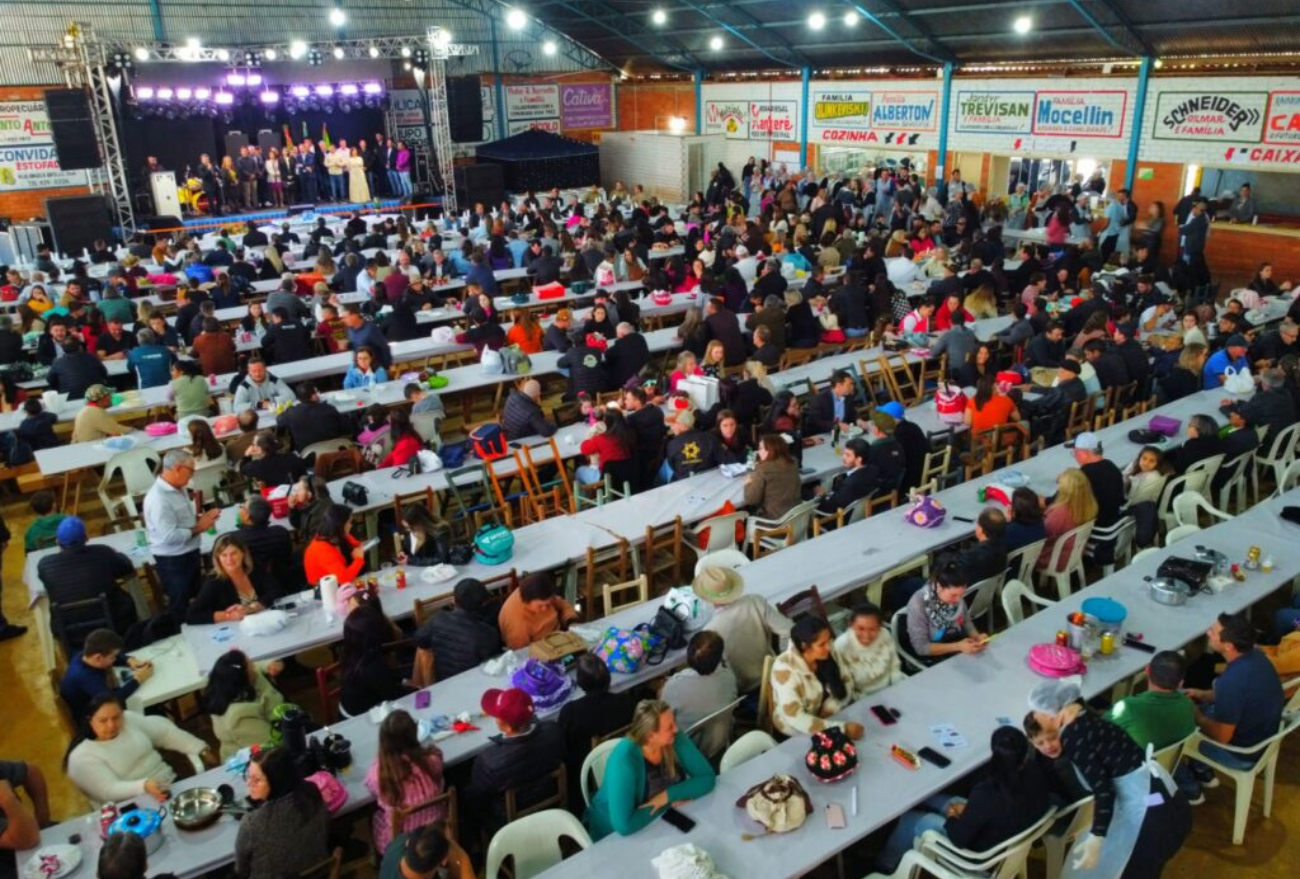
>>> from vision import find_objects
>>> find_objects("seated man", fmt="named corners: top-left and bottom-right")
top-left (814, 437), bottom-right (876, 516)
top-left (464, 687), bottom-right (565, 837)
top-left (59, 628), bottom-right (153, 725)
top-left (231, 495), bottom-right (298, 590)
top-left (497, 571), bottom-right (578, 650)
top-left (698, 568), bottom-right (792, 693)
top-left (1177, 612), bottom-right (1285, 804)
top-left (413, 578), bottom-right (502, 681)
top-left (71, 384), bottom-right (129, 444)
top-left (37, 517), bottom-right (139, 642)
top-left (1105, 650), bottom-right (1196, 750)
top-left (379, 822), bottom-right (455, 879)
top-left (664, 410), bottom-right (721, 481)
top-left (662, 630), bottom-right (739, 760)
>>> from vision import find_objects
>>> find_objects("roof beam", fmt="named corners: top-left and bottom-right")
top-left (666, 0), bottom-right (812, 69)
top-left (836, 0), bottom-right (958, 65)
top-left (441, 0), bottom-right (615, 70)
top-left (1089, 0), bottom-right (1154, 55)
top-left (548, 0), bottom-right (703, 71)
top-left (1063, 0), bottom-right (1144, 56)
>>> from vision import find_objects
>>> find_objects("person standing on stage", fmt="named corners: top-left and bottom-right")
top-left (386, 137), bottom-right (401, 197)
top-left (266, 148), bottom-right (286, 208)
top-left (396, 141), bottom-right (413, 197)
top-left (326, 141), bottom-right (348, 202)
top-left (237, 146), bottom-right (260, 209)
top-left (295, 141), bottom-right (318, 203)
top-left (198, 153), bottom-right (221, 215)
top-left (369, 134), bottom-right (386, 197)
top-left (348, 148), bottom-right (370, 204)
top-left (220, 156), bottom-right (239, 214)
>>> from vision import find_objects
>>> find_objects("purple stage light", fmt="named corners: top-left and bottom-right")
top-left (247, 73), bottom-right (263, 86)
top-left (260, 90), bottom-right (279, 104)
top-left (362, 82), bottom-right (382, 95)
top-left (136, 86), bottom-right (155, 100)
top-left (156, 87), bottom-right (173, 99)
top-left (340, 84), bottom-right (359, 96)
top-left (291, 85), bottom-right (310, 97)
top-left (176, 87), bottom-right (193, 100)
top-left (215, 91), bottom-right (234, 105)
top-left (314, 85), bottom-right (334, 97)
top-left (227, 73), bottom-right (246, 86)
top-left (194, 87), bottom-right (211, 100)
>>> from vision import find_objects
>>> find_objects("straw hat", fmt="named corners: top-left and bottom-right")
top-left (691, 567), bottom-right (745, 605)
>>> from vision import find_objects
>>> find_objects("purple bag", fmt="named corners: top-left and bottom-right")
top-left (904, 494), bottom-right (947, 528)
top-left (510, 658), bottom-right (573, 714)
top-left (1149, 415), bottom-right (1181, 437)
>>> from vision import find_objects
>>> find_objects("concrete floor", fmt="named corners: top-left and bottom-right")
top-left (3, 493), bottom-right (1297, 877)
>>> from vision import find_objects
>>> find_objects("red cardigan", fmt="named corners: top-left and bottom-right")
top-left (579, 432), bottom-right (632, 469)
top-left (381, 434), bottom-right (423, 468)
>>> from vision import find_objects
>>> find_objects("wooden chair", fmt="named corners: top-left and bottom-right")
top-left (602, 575), bottom-right (650, 615)
top-left (635, 517), bottom-right (685, 590)
top-left (1063, 397), bottom-right (1093, 441)
top-left (392, 486), bottom-right (440, 522)
top-left (778, 346), bottom-right (821, 372)
top-left (413, 594), bottom-right (455, 627)
top-left (577, 540), bottom-right (632, 616)
top-left (876, 353), bottom-right (922, 405)
top-left (918, 443), bottom-right (954, 491)
top-left (479, 569), bottom-right (520, 612)
top-left (296, 848), bottom-right (342, 879)
top-left (777, 584), bottom-right (828, 623)
top-left (864, 489), bottom-right (900, 517)
top-left (388, 787), bottom-right (460, 847)
top-left (858, 358), bottom-right (896, 404)
top-left (754, 654), bottom-right (776, 735)
top-left (315, 662), bottom-right (343, 724)
top-left (485, 452), bottom-right (534, 523)
top-left (916, 352), bottom-right (948, 398)
top-left (519, 438), bottom-right (576, 520)
top-left (812, 496), bottom-right (866, 536)
top-left (503, 765), bottom-right (568, 822)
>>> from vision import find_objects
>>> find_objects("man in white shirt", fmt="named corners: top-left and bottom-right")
top-left (885, 253), bottom-right (924, 287)
top-left (1139, 297), bottom-right (1178, 340)
top-left (733, 245), bottom-right (761, 286)
top-left (144, 449), bottom-right (220, 618)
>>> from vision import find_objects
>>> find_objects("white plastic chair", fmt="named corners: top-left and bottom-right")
top-left (188, 457), bottom-right (228, 501)
top-left (1005, 538), bottom-right (1046, 588)
top-left (1171, 490), bottom-right (1233, 529)
top-left (484, 809), bottom-right (593, 879)
top-left (684, 695), bottom-right (744, 758)
top-left (1000, 579), bottom-right (1056, 626)
top-left (1153, 733), bottom-right (1194, 773)
top-left (693, 549), bottom-right (750, 576)
top-left (1165, 523), bottom-right (1201, 545)
top-left (96, 448), bottom-right (162, 524)
top-left (1130, 546), bottom-right (1163, 564)
top-left (300, 436), bottom-right (357, 459)
top-left (579, 738), bottom-right (621, 807)
top-left (1085, 516), bottom-right (1135, 578)
top-left (1253, 421), bottom-right (1300, 502)
top-left (1271, 459), bottom-right (1300, 498)
top-left (1183, 452), bottom-right (1225, 491)
top-left (1215, 451), bottom-right (1253, 512)
top-left (1040, 798), bottom-right (1094, 879)
top-left (745, 498), bottom-right (819, 558)
top-left (1155, 470), bottom-right (1209, 536)
top-left (964, 572), bottom-right (1005, 632)
top-left (880, 807), bottom-right (1057, 879)
top-left (719, 730), bottom-right (778, 773)
top-left (1180, 677), bottom-right (1300, 844)
top-left (1034, 521), bottom-right (1094, 601)
top-left (689, 510), bottom-right (749, 554)
top-left (410, 411), bottom-right (443, 449)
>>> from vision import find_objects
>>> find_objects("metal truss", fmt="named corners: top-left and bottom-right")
top-left (87, 36), bottom-right (479, 64)
top-left (839, 0), bottom-right (959, 65)
top-left (423, 28), bottom-right (459, 216)
top-left (670, 0), bottom-right (812, 69)
top-left (548, 0), bottom-right (704, 72)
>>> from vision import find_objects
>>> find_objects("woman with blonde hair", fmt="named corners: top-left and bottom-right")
top-left (700, 339), bottom-right (726, 378)
top-left (1038, 468), bottom-right (1098, 572)
top-left (669, 349), bottom-right (704, 392)
top-left (963, 283), bottom-right (998, 321)
top-left (675, 306), bottom-right (707, 359)
top-left (584, 699), bottom-right (716, 840)
top-left (187, 534), bottom-right (284, 624)
top-left (885, 229), bottom-right (909, 258)
top-left (1160, 342), bottom-right (1208, 402)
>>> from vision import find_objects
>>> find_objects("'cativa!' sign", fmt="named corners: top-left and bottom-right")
top-left (1152, 92), bottom-right (1267, 142)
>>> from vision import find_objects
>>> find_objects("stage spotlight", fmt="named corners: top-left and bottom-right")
top-left (227, 73), bottom-right (246, 86)
top-left (289, 41), bottom-right (307, 59)
top-left (329, 7), bottom-right (346, 27)
top-left (194, 87), bottom-right (211, 99)
top-left (176, 87), bottom-right (193, 100)
top-left (247, 73), bottom-right (263, 86)
top-left (362, 82), bottom-right (383, 94)
top-left (333, 47), bottom-right (345, 60)
top-left (1013, 16), bottom-right (1032, 34)
top-left (308, 49), bottom-right (323, 66)
top-left (244, 50), bottom-right (262, 67)
top-left (844, 11), bottom-right (859, 26)
top-left (710, 35), bottom-right (723, 51)
top-left (652, 9), bottom-right (666, 25)
top-left (215, 91), bottom-right (234, 105)
top-left (215, 48), bottom-right (230, 61)
top-left (290, 85), bottom-right (309, 97)
top-left (808, 12), bottom-right (825, 30)
top-left (506, 8), bottom-right (527, 30)
top-left (400, 46), bottom-right (411, 57)
top-left (340, 83), bottom-right (359, 95)
top-left (156, 87), bottom-right (173, 99)
top-left (315, 84), bottom-right (334, 96)
top-left (260, 90), bottom-right (279, 104)
top-left (413, 48), bottom-right (430, 69)
top-left (368, 46), bottom-right (379, 58)
top-left (402, 61), bottom-right (411, 71)
top-left (543, 41), bottom-right (556, 56)
top-left (133, 47), bottom-right (149, 61)
top-left (264, 48), bottom-right (278, 61)
top-left (136, 86), bottom-right (155, 100)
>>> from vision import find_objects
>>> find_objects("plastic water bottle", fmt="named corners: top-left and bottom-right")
top-left (135, 529), bottom-right (148, 550)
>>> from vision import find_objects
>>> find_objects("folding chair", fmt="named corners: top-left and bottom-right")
top-left (876, 352), bottom-right (923, 405)
top-left (519, 438), bottom-right (575, 521)
top-left (634, 516), bottom-right (686, 589)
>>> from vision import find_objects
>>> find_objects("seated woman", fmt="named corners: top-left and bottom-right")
top-left (240, 301), bottom-right (269, 336)
top-left (187, 534), bottom-right (284, 624)
top-left (505, 308), bottom-right (544, 354)
top-left (585, 699), bottom-right (716, 840)
top-left (700, 340), bottom-right (726, 378)
top-left (364, 709), bottom-right (447, 856)
top-left (1039, 469), bottom-right (1098, 571)
top-left (903, 561), bottom-right (988, 665)
top-left (834, 603), bottom-right (903, 699)
top-left (303, 503), bottom-right (366, 586)
top-left (235, 747), bottom-right (329, 879)
top-left (761, 389), bottom-right (820, 453)
top-left (964, 374), bottom-right (1024, 446)
top-left (582, 303), bottom-right (616, 339)
top-left (669, 350), bottom-right (704, 392)
top-left (955, 342), bottom-right (997, 387)
top-left (396, 503), bottom-right (452, 566)
top-left (379, 409), bottom-right (423, 469)
top-left (343, 346), bottom-right (388, 390)
top-left (239, 432), bottom-right (308, 488)
top-left (204, 650), bottom-right (286, 759)
top-left (712, 409), bottom-right (752, 464)
top-left (875, 727), bottom-right (1052, 872)
top-left (1159, 343), bottom-right (1206, 403)
top-left (769, 617), bottom-right (861, 739)
top-left (340, 601), bottom-right (412, 717)
top-left (65, 693), bottom-right (210, 803)
top-left (743, 433), bottom-right (802, 521)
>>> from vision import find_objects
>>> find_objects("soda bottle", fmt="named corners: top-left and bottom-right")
top-left (396, 568), bottom-right (407, 590)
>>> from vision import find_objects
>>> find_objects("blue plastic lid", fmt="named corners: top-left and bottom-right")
top-left (1082, 597), bottom-right (1127, 624)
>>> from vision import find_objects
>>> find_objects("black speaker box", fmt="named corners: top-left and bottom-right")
top-left (224, 131), bottom-right (250, 160)
top-left (454, 164), bottom-right (505, 210)
top-left (256, 130), bottom-right (281, 153)
top-left (447, 77), bottom-right (484, 144)
top-left (45, 194), bottom-right (114, 257)
top-left (136, 214), bottom-right (181, 231)
top-left (43, 88), bottom-right (100, 170)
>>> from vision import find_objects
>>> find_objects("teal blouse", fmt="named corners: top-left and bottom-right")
top-left (585, 733), bottom-right (717, 840)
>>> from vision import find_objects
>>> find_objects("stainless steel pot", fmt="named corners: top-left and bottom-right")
top-left (1146, 575), bottom-right (1190, 607)
top-left (170, 785), bottom-right (247, 831)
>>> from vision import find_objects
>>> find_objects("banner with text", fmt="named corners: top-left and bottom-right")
top-left (507, 118), bottom-right (562, 136)
top-left (560, 83), bottom-right (613, 130)
top-left (1152, 91), bottom-right (1267, 143)
top-left (704, 100), bottom-right (750, 139)
top-left (505, 84), bottom-right (561, 122)
top-left (0, 143), bottom-right (87, 192)
top-left (1032, 90), bottom-right (1127, 138)
top-left (809, 88), bottom-right (937, 146)
top-left (0, 101), bottom-right (55, 147)
top-left (955, 91), bottom-right (1034, 134)
top-left (1265, 92), bottom-right (1300, 146)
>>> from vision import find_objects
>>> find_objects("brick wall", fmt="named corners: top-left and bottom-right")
top-left (0, 85), bottom-right (92, 222)
top-left (617, 83), bottom-right (694, 133)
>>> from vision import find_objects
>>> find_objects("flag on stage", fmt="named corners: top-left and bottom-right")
top-left (321, 123), bottom-right (332, 149)
top-left (282, 124), bottom-right (294, 149)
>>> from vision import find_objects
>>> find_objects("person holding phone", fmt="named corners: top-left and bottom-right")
top-left (585, 699), bottom-right (716, 840)
top-left (902, 560), bottom-right (987, 666)
top-left (304, 504), bottom-right (367, 586)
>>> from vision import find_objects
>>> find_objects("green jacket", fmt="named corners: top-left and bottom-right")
top-left (25, 514), bottom-right (67, 552)
top-left (211, 670), bottom-right (285, 759)
top-left (585, 733), bottom-right (715, 840)
top-left (1105, 689), bottom-right (1196, 751)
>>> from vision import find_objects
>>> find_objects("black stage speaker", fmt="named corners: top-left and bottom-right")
top-left (45, 194), bottom-right (114, 257)
top-left (447, 77), bottom-right (484, 144)
top-left (454, 164), bottom-right (505, 210)
top-left (224, 131), bottom-right (250, 159)
top-left (43, 88), bottom-right (100, 170)
top-left (256, 129), bottom-right (281, 153)
top-left (136, 214), bottom-right (181, 231)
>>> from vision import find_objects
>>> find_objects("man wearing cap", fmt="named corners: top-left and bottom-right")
top-left (698, 568), bottom-right (792, 693)
top-left (665, 410), bottom-right (722, 482)
top-left (1202, 333), bottom-right (1250, 391)
top-left (1028, 678), bottom-right (1191, 877)
top-left (1111, 323), bottom-right (1150, 395)
top-left (1020, 361), bottom-right (1087, 442)
top-left (37, 518), bottom-right (139, 636)
top-left (465, 686), bottom-right (565, 835)
top-left (144, 449), bottom-right (221, 617)
top-left (71, 385), bottom-right (129, 444)
top-left (1068, 432), bottom-right (1125, 531)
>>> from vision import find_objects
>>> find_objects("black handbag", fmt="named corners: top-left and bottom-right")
top-left (1157, 557), bottom-right (1213, 590)
top-left (341, 480), bottom-right (369, 506)
top-left (643, 605), bottom-right (688, 665)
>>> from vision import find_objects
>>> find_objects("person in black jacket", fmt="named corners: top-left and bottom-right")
top-left (413, 579), bottom-right (502, 681)
top-left (48, 337), bottom-right (108, 401)
top-left (501, 380), bottom-right (556, 440)
top-left (262, 308), bottom-right (314, 365)
top-left (949, 508), bottom-right (1009, 584)
top-left (1083, 340), bottom-right (1130, 391)
top-left (275, 383), bottom-right (352, 452)
top-left (623, 387), bottom-right (665, 491)
top-left (186, 534), bottom-right (285, 625)
top-left (605, 323), bottom-right (649, 388)
top-left (1111, 323), bottom-right (1151, 395)
top-left (558, 654), bottom-right (634, 809)
top-left (340, 602), bottom-right (412, 717)
top-left (18, 398), bottom-right (60, 451)
top-left (238, 432), bottom-right (309, 487)
top-left (703, 297), bottom-right (747, 366)
top-left (1230, 367), bottom-right (1297, 449)
top-left (34, 317), bottom-right (73, 365)
top-left (232, 495), bottom-right (299, 591)
top-left (1026, 322), bottom-right (1067, 369)
top-left (830, 272), bottom-right (870, 336)
top-left (558, 329), bottom-right (611, 400)
top-left (815, 437), bottom-right (876, 517)
top-left (37, 516), bottom-right (138, 637)
top-left (526, 243), bottom-right (563, 286)
top-left (465, 687), bottom-right (565, 838)
top-left (665, 410), bottom-right (722, 481)
top-left (807, 370), bottom-right (856, 434)
top-left (543, 309), bottom-right (573, 353)
top-left (1168, 414), bottom-right (1226, 475)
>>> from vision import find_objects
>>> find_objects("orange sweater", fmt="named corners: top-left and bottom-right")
top-left (497, 590), bottom-right (577, 650)
top-left (505, 323), bottom-right (544, 354)
top-left (304, 534), bottom-right (364, 585)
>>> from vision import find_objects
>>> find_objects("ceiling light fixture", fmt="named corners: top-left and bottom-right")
top-left (844, 11), bottom-right (859, 26)
top-left (808, 12), bottom-right (826, 30)
top-left (710, 35), bottom-right (723, 51)
top-left (652, 9), bottom-right (666, 25)
top-left (289, 40), bottom-right (307, 59)
top-left (506, 8), bottom-right (527, 30)
top-left (543, 40), bottom-right (557, 56)
top-left (329, 7), bottom-right (346, 27)
top-left (368, 45), bottom-right (379, 58)
top-left (333, 47), bottom-right (345, 59)
top-left (133, 47), bottom-right (149, 61)
top-left (1013, 16), bottom-right (1032, 34)
top-left (264, 48), bottom-right (278, 60)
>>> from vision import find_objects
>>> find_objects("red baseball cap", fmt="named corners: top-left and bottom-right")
top-left (480, 688), bottom-right (535, 728)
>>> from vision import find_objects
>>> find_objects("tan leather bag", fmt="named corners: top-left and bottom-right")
top-left (529, 631), bottom-right (588, 663)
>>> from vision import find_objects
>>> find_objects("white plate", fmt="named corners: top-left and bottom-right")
top-left (24, 845), bottom-right (82, 879)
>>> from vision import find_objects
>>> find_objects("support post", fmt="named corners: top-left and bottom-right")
top-left (490, 18), bottom-right (507, 141)
top-left (693, 70), bottom-right (703, 135)
top-left (1125, 56), bottom-right (1152, 191)
top-left (799, 65), bottom-right (810, 170)
top-left (936, 62), bottom-right (953, 181)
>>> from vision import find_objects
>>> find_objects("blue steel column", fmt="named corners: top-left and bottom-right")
top-left (490, 18), bottom-right (507, 141)
top-left (694, 70), bottom-right (703, 134)
top-left (936, 62), bottom-right (953, 180)
top-left (799, 65), bottom-right (810, 169)
top-left (1125, 57), bottom-right (1152, 190)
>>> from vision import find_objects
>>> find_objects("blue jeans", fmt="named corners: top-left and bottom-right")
top-left (845, 327), bottom-right (869, 338)
top-left (878, 795), bottom-right (963, 871)
top-left (388, 170), bottom-right (401, 195)
top-left (153, 550), bottom-right (201, 620)
top-left (398, 171), bottom-right (413, 197)
top-left (330, 174), bottom-right (346, 201)
top-left (1273, 599), bottom-right (1300, 640)
top-left (1175, 740), bottom-right (1261, 797)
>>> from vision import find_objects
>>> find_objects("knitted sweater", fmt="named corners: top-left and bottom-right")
top-left (66, 711), bottom-right (205, 802)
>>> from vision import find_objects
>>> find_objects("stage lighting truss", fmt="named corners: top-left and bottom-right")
top-left (91, 36), bottom-right (480, 65)
top-left (129, 81), bottom-right (387, 118)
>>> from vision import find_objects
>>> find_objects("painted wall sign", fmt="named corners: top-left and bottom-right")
top-left (0, 101), bottom-right (55, 147)
top-left (748, 101), bottom-right (798, 139)
top-left (1032, 90), bottom-right (1127, 138)
top-left (812, 90), bottom-right (871, 129)
top-left (1264, 91), bottom-right (1300, 146)
top-left (0, 143), bottom-right (87, 191)
top-left (1152, 91), bottom-right (1267, 142)
top-left (954, 91), bottom-right (1033, 134)
top-left (505, 84), bottom-right (561, 121)
top-left (560, 83), bottom-right (613, 130)
top-left (704, 100), bottom-right (749, 139)
top-left (870, 90), bottom-right (938, 131)
top-left (506, 118), bottom-right (561, 136)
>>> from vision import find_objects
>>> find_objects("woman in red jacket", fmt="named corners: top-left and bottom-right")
top-left (379, 409), bottom-right (424, 469)
top-left (579, 408), bottom-right (634, 473)
top-left (303, 503), bottom-right (366, 586)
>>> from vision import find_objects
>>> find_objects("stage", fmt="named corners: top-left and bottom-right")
top-left (174, 196), bottom-right (438, 230)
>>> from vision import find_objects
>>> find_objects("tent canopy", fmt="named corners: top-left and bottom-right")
top-left (475, 129), bottom-right (600, 192)
top-left (475, 129), bottom-right (599, 162)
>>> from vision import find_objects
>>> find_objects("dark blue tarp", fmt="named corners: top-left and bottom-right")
top-left (475, 129), bottom-right (598, 161)
top-left (475, 129), bottom-right (599, 191)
